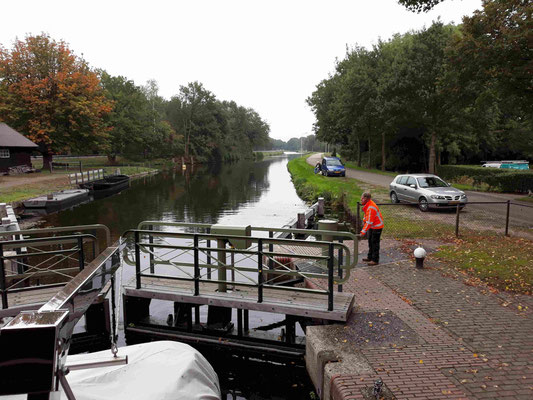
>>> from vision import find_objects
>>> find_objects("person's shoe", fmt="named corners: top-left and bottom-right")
top-left (362, 258), bottom-right (371, 262)
top-left (367, 261), bottom-right (379, 266)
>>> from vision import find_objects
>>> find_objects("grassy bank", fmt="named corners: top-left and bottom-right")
top-left (287, 156), bottom-right (363, 210)
top-left (434, 235), bottom-right (533, 295)
top-left (2, 166), bottom-right (157, 204)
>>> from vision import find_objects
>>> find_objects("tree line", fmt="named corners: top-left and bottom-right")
top-left (307, 0), bottom-right (532, 173)
top-left (0, 34), bottom-right (270, 169)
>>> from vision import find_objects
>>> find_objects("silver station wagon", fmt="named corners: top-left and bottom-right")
top-left (389, 174), bottom-right (467, 211)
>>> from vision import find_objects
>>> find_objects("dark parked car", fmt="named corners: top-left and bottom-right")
top-left (320, 157), bottom-right (346, 177)
top-left (389, 174), bottom-right (467, 211)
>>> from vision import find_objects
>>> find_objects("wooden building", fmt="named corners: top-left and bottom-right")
top-left (0, 123), bottom-right (39, 174)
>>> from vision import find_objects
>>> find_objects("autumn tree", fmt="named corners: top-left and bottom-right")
top-left (0, 34), bottom-right (112, 169)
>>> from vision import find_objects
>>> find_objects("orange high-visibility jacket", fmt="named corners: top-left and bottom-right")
top-left (361, 200), bottom-right (384, 234)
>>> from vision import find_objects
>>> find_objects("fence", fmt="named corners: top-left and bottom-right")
top-left (352, 201), bottom-right (533, 240)
top-left (51, 160), bottom-right (82, 173)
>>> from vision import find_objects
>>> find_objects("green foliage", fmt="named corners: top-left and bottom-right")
top-left (436, 165), bottom-right (533, 193)
top-left (398, 0), bottom-right (445, 13)
top-left (309, 2), bottom-right (531, 172)
top-left (484, 172), bottom-right (533, 193)
top-left (287, 156), bottom-right (363, 210)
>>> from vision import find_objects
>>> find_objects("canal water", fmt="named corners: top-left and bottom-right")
top-left (28, 154), bottom-right (318, 399)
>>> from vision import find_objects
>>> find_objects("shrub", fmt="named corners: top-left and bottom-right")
top-left (436, 165), bottom-right (533, 193)
top-left (484, 172), bottom-right (533, 193)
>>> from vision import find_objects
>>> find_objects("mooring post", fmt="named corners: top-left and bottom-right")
top-left (217, 239), bottom-right (227, 293)
top-left (297, 213), bottom-right (305, 229)
top-left (258, 238), bottom-right (263, 303)
top-left (505, 200), bottom-right (511, 236)
top-left (328, 242), bottom-right (334, 311)
top-left (318, 197), bottom-right (325, 217)
top-left (135, 231), bottom-right (141, 289)
top-left (0, 243), bottom-right (7, 309)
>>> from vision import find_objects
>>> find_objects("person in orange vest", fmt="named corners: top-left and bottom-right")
top-left (360, 192), bottom-right (384, 265)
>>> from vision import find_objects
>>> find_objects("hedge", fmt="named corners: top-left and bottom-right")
top-left (484, 172), bottom-right (533, 193)
top-left (436, 165), bottom-right (533, 193)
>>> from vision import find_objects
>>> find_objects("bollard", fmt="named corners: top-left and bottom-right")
top-left (297, 213), bottom-right (305, 229)
top-left (318, 197), bottom-right (325, 217)
top-left (414, 247), bottom-right (426, 269)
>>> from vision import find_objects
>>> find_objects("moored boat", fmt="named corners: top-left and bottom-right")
top-left (22, 189), bottom-right (89, 210)
top-left (80, 174), bottom-right (130, 193)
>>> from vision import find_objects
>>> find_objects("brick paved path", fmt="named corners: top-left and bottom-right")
top-left (329, 259), bottom-right (533, 400)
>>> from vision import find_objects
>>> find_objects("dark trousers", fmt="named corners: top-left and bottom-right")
top-left (367, 228), bottom-right (383, 263)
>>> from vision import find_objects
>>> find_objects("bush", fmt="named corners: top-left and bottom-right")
top-left (436, 165), bottom-right (533, 193)
top-left (484, 172), bottom-right (533, 193)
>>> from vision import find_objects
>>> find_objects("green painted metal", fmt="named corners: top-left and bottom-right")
top-left (123, 220), bottom-right (359, 285)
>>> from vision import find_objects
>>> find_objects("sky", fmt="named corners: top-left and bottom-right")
top-left (0, 0), bottom-right (482, 141)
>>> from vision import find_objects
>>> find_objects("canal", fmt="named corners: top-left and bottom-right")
top-left (28, 154), bottom-right (318, 399)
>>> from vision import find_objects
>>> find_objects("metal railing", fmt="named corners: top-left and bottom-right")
top-left (0, 233), bottom-right (97, 309)
top-left (133, 221), bottom-right (358, 283)
top-left (353, 201), bottom-right (533, 239)
top-left (122, 227), bottom-right (355, 311)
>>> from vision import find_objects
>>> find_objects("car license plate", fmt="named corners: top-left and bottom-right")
top-left (449, 201), bottom-right (459, 205)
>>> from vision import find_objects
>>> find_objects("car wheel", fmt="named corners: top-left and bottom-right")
top-left (390, 192), bottom-right (399, 204)
top-left (418, 197), bottom-right (429, 212)
top-left (341, 172), bottom-right (345, 177)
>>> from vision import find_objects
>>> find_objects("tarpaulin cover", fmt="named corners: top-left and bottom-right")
top-left (5, 341), bottom-right (221, 400)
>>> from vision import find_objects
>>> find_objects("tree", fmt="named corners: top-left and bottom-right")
top-left (0, 34), bottom-right (112, 169)
top-left (445, 0), bottom-right (533, 161)
top-left (398, 0), bottom-right (446, 12)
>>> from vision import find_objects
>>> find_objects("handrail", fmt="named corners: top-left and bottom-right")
top-left (122, 230), bottom-right (341, 310)
top-left (122, 227), bottom-right (356, 284)
top-left (0, 224), bottom-right (111, 250)
top-left (134, 221), bottom-right (358, 277)
top-left (0, 234), bottom-right (97, 308)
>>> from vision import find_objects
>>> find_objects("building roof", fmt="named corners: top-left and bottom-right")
top-left (0, 123), bottom-right (39, 148)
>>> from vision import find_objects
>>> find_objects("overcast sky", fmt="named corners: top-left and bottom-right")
top-left (1, 0), bottom-right (482, 141)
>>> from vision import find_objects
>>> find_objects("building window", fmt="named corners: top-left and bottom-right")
top-left (0, 149), bottom-right (10, 158)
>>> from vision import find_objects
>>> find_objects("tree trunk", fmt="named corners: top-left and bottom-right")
top-left (43, 153), bottom-right (53, 172)
top-left (381, 131), bottom-right (386, 171)
top-left (428, 131), bottom-right (436, 174)
top-left (437, 150), bottom-right (441, 166)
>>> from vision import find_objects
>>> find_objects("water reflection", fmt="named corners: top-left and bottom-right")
top-left (40, 155), bottom-right (305, 241)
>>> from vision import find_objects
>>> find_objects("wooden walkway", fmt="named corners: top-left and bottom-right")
top-left (124, 277), bottom-right (354, 321)
top-left (0, 286), bottom-right (63, 318)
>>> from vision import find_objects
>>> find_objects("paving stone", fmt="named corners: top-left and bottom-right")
top-left (320, 245), bottom-right (533, 400)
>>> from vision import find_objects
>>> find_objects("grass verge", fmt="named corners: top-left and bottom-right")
top-left (516, 196), bottom-right (533, 204)
top-left (2, 166), bottom-right (156, 204)
top-left (434, 235), bottom-right (533, 295)
top-left (287, 156), bottom-right (363, 211)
